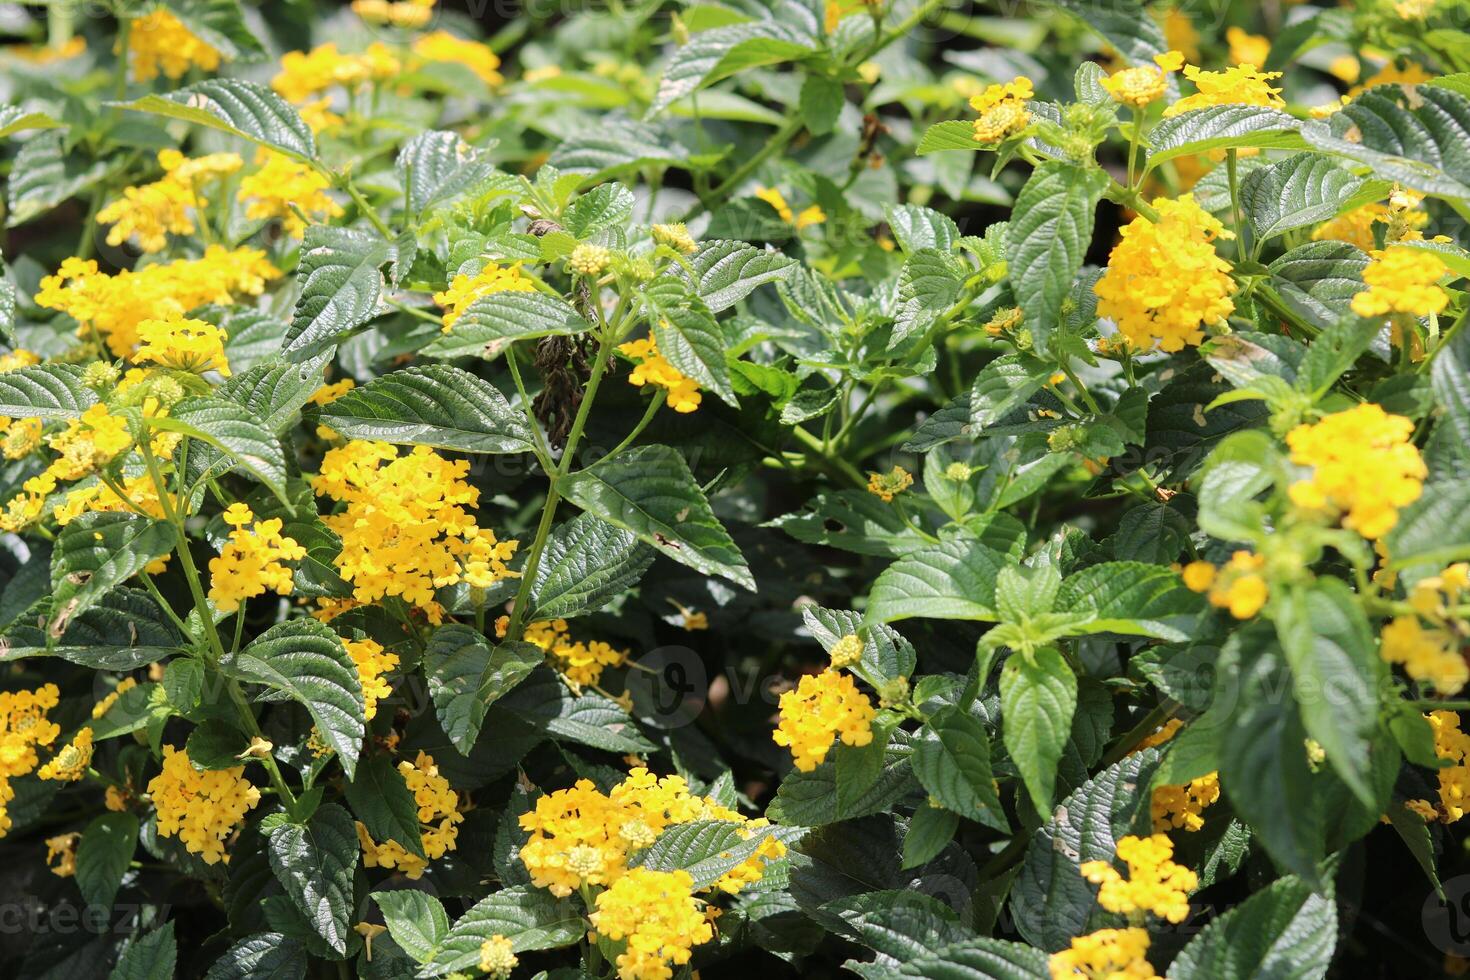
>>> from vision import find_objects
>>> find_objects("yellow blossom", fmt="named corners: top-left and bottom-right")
top-left (434, 262), bottom-right (535, 330)
top-left (0, 684), bottom-right (61, 836)
top-left (1351, 247), bottom-right (1449, 318)
top-left (344, 637), bottom-right (399, 720)
top-left (1382, 616), bottom-right (1468, 694)
top-left (522, 618), bottom-right (626, 689)
top-left (829, 633), bottom-right (864, 669)
top-left (93, 678), bottom-right (139, 720)
top-left (45, 833), bottom-right (80, 878)
top-left (652, 223), bottom-right (698, 254)
top-left (1350, 60), bottom-right (1433, 97)
top-left (969, 76), bottom-right (1033, 142)
top-left (1152, 771), bottom-right (1220, 832)
top-left (1225, 27), bottom-right (1270, 68)
top-left (272, 42), bottom-right (401, 104)
top-left (772, 670), bottom-right (876, 772)
top-left (37, 727), bottom-right (93, 782)
top-left (134, 317), bottom-right (231, 376)
top-left (310, 378), bottom-right (356, 406)
top-left (619, 337), bottom-right (702, 413)
top-left (1286, 403), bottom-right (1425, 539)
top-left (1050, 927), bottom-right (1159, 979)
top-left (147, 746), bottom-right (261, 864)
top-left (478, 935), bottom-right (518, 979)
top-left (1080, 833), bottom-right (1197, 923)
top-left (238, 150), bottom-right (344, 238)
top-left (126, 9), bottom-right (220, 81)
top-left (1417, 711), bottom-right (1470, 823)
top-left (412, 30), bottom-right (503, 86)
top-left (866, 465), bottom-right (914, 502)
top-left (353, 0), bottom-right (435, 27)
top-left (357, 751), bottom-right (463, 878)
top-left (1395, 0), bottom-right (1436, 19)
top-left (1186, 551), bottom-right (1269, 619)
top-left (754, 186), bottom-right (826, 229)
top-left (590, 868), bottom-right (715, 980)
top-left (1165, 63), bottom-right (1284, 115)
top-left (1094, 194), bottom-right (1235, 352)
top-left (207, 503), bottom-right (308, 613)
top-left (1100, 51), bottom-right (1185, 108)
top-left (2, 418), bottom-right (43, 460)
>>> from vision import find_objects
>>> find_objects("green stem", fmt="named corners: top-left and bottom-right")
top-left (114, 16), bottom-right (131, 102)
top-left (341, 175), bottom-right (394, 238)
top-left (1099, 700), bottom-right (1179, 768)
top-left (586, 388), bottom-right (665, 470)
top-left (791, 425), bottom-right (867, 488)
top-left (684, 116), bottom-right (804, 221)
top-left (1059, 360), bottom-right (1101, 415)
top-left (1226, 149), bottom-right (1248, 260)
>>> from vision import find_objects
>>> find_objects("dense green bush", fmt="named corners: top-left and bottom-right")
top-left (0, 0), bottom-right (1468, 977)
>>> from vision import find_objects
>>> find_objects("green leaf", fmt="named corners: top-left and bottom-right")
top-left (548, 118), bottom-right (692, 176)
top-left (283, 226), bottom-right (392, 360)
top-left (419, 886), bottom-right (584, 976)
top-left (1056, 561), bottom-right (1204, 641)
top-left (163, 0), bottom-right (265, 59)
top-left (112, 78), bottom-right (316, 160)
top-left (815, 889), bottom-right (968, 961)
top-left (76, 812), bottom-right (138, 911)
top-left (1274, 579), bottom-right (1379, 805)
top-left (154, 395), bottom-right (289, 501)
top-left (49, 513), bottom-right (177, 639)
top-left (769, 753), bottom-right (916, 825)
top-left (319, 365), bottom-right (534, 453)
top-left (650, 21), bottom-right (816, 113)
top-left (684, 240), bottom-right (796, 313)
top-left (911, 707), bottom-right (1007, 830)
top-left (900, 804), bottom-right (959, 870)
top-left (563, 182), bottom-right (635, 237)
top-left (265, 804), bottom-right (359, 955)
top-left (396, 130), bottom-right (498, 216)
top-left (1195, 429), bottom-right (1278, 542)
top-left (220, 351), bottom-right (334, 434)
top-left (1296, 315), bottom-right (1381, 398)
top-left (0, 106), bottom-right (62, 139)
top-left (501, 669), bottom-right (655, 753)
top-left (887, 204), bottom-right (961, 255)
top-left (2, 588), bottom-right (186, 669)
top-left (107, 922), bottom-right (177, 980)
top-left (421, 290), bottom-right (592, 360)
top-left (970, 353), bottom-right (1053, 429)
top-left (424, 625), bottom-right (541, 754)
top-left (346, 753), bottom-right (426, 860)
top-left (204, 932), bottom-right (307, 980)
top-left (528, 512), bottom-right (654, 620)
top-left (1052, 0), bottom-right (1169, 67)
top-left (1301, 85), bottom-right (1470, 199)
top-left (642, 275), bottom-right (737, 405)
top-left (772, 489), bottom-right (931, 557)
top-left (1148, 106), bottom-right (1308, 166)
top-left (186, 719), bottom-right (251, 770)
top-left (1217, 628), bottom-right (1325, 883)
top-left (867, 538), bottom-right (1010, 623)
top-left (1170, 875), bottom-right (1336, 980)
top-left (895, 937), bottom-right (1051, 979)
top-left (373, 890), bottom-right (450, 965)
top-left (0, 362), bottom-right (98, 420)
top-left (7, 132), bottom-right (109, 226)
top-left (226, 619), bottom-right (365, 778)
top-left (917, 120), bottom-right (981, 154)
top-left (1267, 240), bottom-right (1370, 331)
top-left (636, 820), bottom-right (804, 889)
top-left (1000, 647), bottom-right (1077, 814)
top-left (800, 73), bottom-right (844, 135)
top-left (1242, 154), bottom-right (1366, 241)
top-left (1006, 161), bottom-right (1108, 353)
top-left (892, 248), bottom-right (965, 347)
top-left (558, 444), bottom-right (753, 590)
top-left (803, 605), bottom-right (919, 682)
top-left (1010, 750), bottom-right (1161, 951)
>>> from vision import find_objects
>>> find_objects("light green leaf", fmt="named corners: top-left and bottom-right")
top-left (396, 130), bottom-right (498, 216)
top-left (0, 106), bottom-right (63, 139)
top-left (319, 364), bottom-right (534, 454)
top-left (529, 513), bottom-right (654, 621)
top-left (7, 132), bottom-right (109, 226)
top-left (283, 226), bottom-right (392, 360)
top-left (418, 886), bottom-right (584, 976)
top-left (892, 248), bottom-right (965, 347)
top-left (558, 444), bottom-right (753, 590)
top-left (643, 275), bottom-right (737, 405)
top-left (684, 240), bottom-right (796, 313)
top-left (421, 290), bottom-right (592, 360)
top-left (917, 120), bottom-right (981, 154)
top-left (650, 21), bottom-right (815, 114)
top-left (867, 538), bottom-right (1011, 623)
top-left (886, 204), bottom-right (961, 254)
top-left (563, 182), bottom-right (635, 237)
top-left (220, 351), bottom-right (335, 434)
top-left (112, 78), bottom-right (316, 160)
top-left (1056, 561), bottom-right (1204, 640)
top-left (154, 395), bottom-right (289, 501)
top-left (1006, 161), bottom-right (1108, 352)
top-left (265, 804), bottom-right (358, 955)
top-left (1000, 647), bottom-right (1077, 814)
top-left (912, 707), bottom-right (1007, 830)
top-left (0, 362), bottom-right (98, 419)
top-left (373, 890), bottom-right (450, 965)
top-left (49, 513), bottom-right (178, 639)
top-left (1148, 106), bottom-right (1307, 166)
top-left (970, 353), bottom-right (1053, 429)
top-left (225, 619), bottom-right (365, 778)
top-left (1242, 154), bottom-right (1365, 241)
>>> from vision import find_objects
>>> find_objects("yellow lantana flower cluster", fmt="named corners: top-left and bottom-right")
top-left (36, 248), bottom-right (280, 358)
top-left (1049, 927), bottom-right (1160, 980)
top-left (522, 619), bottom-right (627, 689)
top-left (1152, 771), bottom-right (1220, 832)
top-left (1181, 551), bottom-right (1269, 619)
top-left (37, 727), bottom-right (93, 782)
top-left (754, 186), bottom-right (827, 229)
top-left (97, 149), bottom-right (242, 253)
top-left (353, 0), bottom-right (435, 28)
top-left (618, 337), bottom-right (702, 413)
top-left (1350, 246), bottom-right (1450, 319)
top-left (589, 867), bottom-right (715, 980)
top-left (1286, 403), bottom-right (1425, 540)
top-left (866, 465), bottom-right (914, 502)
top-left (1101, 51), bottom-right (1184, 108)
top-left (1165, 63), bottom-right (1285, 115)
top-left (970, 76), bottom-right (1033, 141)
top-left (312, 440), bottom-right (519, 608)
top-left (45, 832), bottom-right (80, 878)
top-left (357, 751), bottom-right (463, 878)
top-left (0, 685), bottom-right (62, 836)
top-left (125, 9), bottom-right (220, 81)
top-left (412, 31), bottom-right (503, 86)
top-left (1407, 711), bottom-right (1470, 823)
top-left (434, 262), bottom-right (535, 330)
top-left (135, 317), bottom-right (231, 376)
top-left (344, 637), bottom-right (400, 720)
top-left (772, 670), bottom-right (876, 772)
top-left (272, 42), bottom-right (402, 105)
top-left (1080, 833), bottom-right (1197, 924)
top-left (207, 503), bottom-right (308, 614)
top-left (1225, 27), bottom-right (1270, 68)
top-left (518, 766), bottom-right (785, 899)
top-left (147, 746), bottom-right (262, 864)
top-left (1379, 564), bottom-right (1470, 694)
top-left (93, 678), bottom-right (138, 720)
top-left (0, 403), bottom-right (135, 532)
top-left (1094, 194), bottom-right (1236, 352)
top-left (238, 150), bottom-right (344, 239)
top-left (477, 934), bottom-right (518, 979)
